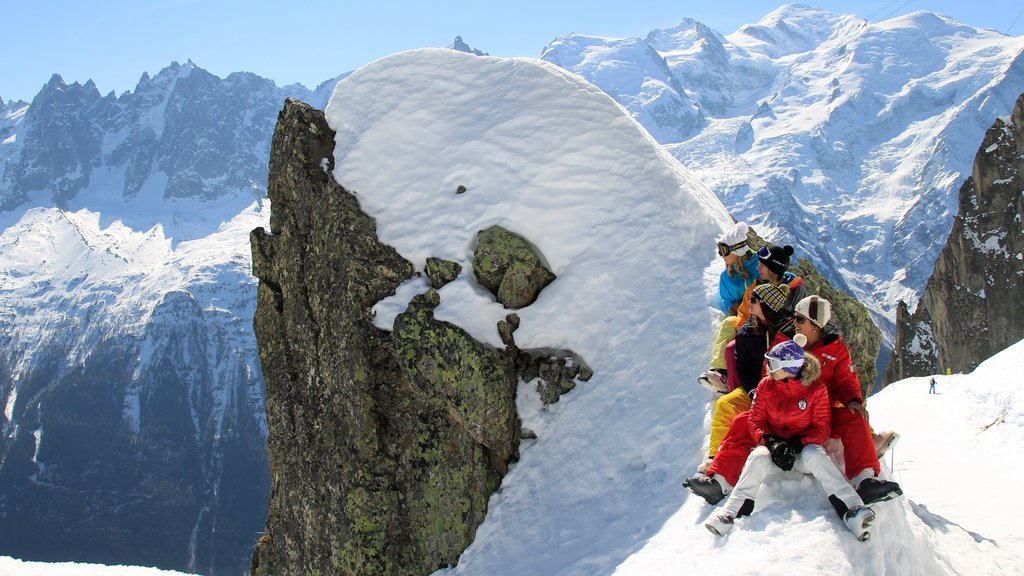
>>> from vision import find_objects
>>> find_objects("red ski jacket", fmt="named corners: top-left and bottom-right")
top-left (747, 358), bottom-right (830, 446)
top-left (772, 324), bottom-right (863, 408)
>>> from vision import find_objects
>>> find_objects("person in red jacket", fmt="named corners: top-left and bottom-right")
top-left (685, 296), bottom-right (902, 506)
top-left (787, 295), bottom-right (901, 503)
top-left (703, 336), bottom-right (876, 541)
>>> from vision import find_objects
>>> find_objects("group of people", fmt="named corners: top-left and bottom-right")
top-left (684, 221), bottom-right (903, 541)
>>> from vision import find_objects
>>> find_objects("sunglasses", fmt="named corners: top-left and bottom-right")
top-left (765, 353), bottom-right (804, 373)
top-left (794, 315), bottom-right (810, 325)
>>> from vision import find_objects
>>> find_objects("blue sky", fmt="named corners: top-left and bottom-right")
top-left (3, 1), bottom-right (1023, 103)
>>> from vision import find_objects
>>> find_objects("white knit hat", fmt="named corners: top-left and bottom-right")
top-left (717, 222), bottom-right (749, 256)
top-left (794, 295), bottom-right (832, 328)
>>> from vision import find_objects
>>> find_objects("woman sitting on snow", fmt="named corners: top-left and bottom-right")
top-left (697, 221), bottom-right (760, 392)
top-left (698, 232), bottom-right (804, 393)
top-left (697, 282), bottom-right (792, 473)
top-left (704, 335), bottom-right (877, 541)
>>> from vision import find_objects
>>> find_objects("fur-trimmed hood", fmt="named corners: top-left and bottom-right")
top-left (799, 352), bottom-right (822, 386)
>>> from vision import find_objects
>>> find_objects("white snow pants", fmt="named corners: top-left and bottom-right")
top-left (721, 444), bottom-right (864, 518)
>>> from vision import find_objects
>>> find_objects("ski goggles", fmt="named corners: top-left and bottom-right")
top-left (764, 353), bottom-right (804, 373)
top-left (717, 241), bottom-right (747, 256)
top-left (756, 246), bottom-right (771, 259)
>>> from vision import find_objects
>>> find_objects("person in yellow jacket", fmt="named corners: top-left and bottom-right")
top-left (697, 283), bottom-right (793, 473)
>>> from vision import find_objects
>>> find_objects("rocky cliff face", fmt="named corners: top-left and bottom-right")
top-left (886, 92), bottom-right (1024, 382)
top-left (250, 100), bottom-right (582, 575)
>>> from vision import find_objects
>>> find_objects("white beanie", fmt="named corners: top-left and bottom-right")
top-left (794, 295), bottom-right (832, 328)
top-left (717, 222), bottom-right (749, 256)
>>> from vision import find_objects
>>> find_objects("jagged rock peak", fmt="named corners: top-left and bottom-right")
top-left (249, 98), bottom-right (522, 576)
top-left (886, 92), bottom-right (1024, 383)
top-left (452, 35), bottom-right (488, 56)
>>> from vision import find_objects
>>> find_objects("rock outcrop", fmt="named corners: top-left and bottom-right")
top-left (249, 99), bottom-right (585, 576)
top-left (886, 92), bottom-right (1024, 382)
top-left (249, 99), bottom-right (525, 575)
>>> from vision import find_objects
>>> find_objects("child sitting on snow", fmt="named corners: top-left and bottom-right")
top-left (704, 335), bottom-right (877, 541)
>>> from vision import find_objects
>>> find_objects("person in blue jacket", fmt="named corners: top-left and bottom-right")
top-left (698, 222), bottom-right (761, 394)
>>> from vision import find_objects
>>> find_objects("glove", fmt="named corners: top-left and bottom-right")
top-left (785, 436), bottom-right (803, 454)
top-left (766, 437), bottom-right (797, 471)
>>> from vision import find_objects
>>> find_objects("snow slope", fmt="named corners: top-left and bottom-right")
top-left (322, 49), bottom-right (1024, 575)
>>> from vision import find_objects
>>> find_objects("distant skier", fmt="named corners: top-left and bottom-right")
top-left (702, 336), bottom-right (876, 541)
top-left (929, 377), bottom-right (937, 394)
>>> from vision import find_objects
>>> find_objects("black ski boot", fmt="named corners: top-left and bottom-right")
top-left (857, 477), bottom-right (903, 504)
top-left (683, 474), bottom-right (725, 505)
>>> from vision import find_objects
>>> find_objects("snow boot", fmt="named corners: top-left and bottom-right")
top-left (857, 477), bottom-right (903, 504)
top-left (844, 506), bottom-right (876, 541)
top-left (873, 430), bottom-right (900, 458)
top-left (705, 514), bottom-right (734, 536)
top-left (697, 369), bottom-right (728, 394)
top-left (683, 474), bottom-right (726, 505)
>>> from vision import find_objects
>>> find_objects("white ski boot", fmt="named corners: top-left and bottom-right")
top-left (844, 506), bottom-right (876, 541)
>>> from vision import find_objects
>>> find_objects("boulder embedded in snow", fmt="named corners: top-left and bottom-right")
top-left (472, 225), bottom-right (556, 309)
top-left (424, 256), bottom-right (462, 288)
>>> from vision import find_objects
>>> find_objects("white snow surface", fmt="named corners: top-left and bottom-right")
top-left (320, 49), bottom-right (1024, 576)
top-left (0, 556), bottom-right (192, 576)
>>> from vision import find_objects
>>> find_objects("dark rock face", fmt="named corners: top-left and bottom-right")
top-left (886, 93), bottom-right (1024, 382)
top-left (473, 225), bottom-right (556, 309)
top-left (249, 99), bottom-right (524, 575)
top-left (1, 63), bottom-right (293, 211)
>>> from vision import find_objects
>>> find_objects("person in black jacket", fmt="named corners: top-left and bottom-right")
top-left (697, 282), bottom-right (793, 472)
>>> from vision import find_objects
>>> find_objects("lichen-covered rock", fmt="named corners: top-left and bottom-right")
top-left (249, 99), bottom-right (520, 576)
top-left (517, 350), bottom-right (592, 406)
top-left (472, 225), bottom-right (556, 308)
top-left (886, 92), bottom-right (1024, 383)
top-left (391, 289), bottom-right (519, 473)
top-left (424, 257), bottom-right (462, 288)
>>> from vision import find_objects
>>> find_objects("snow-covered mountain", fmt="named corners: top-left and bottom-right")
top-left (542, 4), bottom-right (1024, 338)
top-left (0, 62), bottom-right (320, 576)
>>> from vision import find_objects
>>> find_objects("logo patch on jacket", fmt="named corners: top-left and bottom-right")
top-left (798, 400), bottom-right (807, 410)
